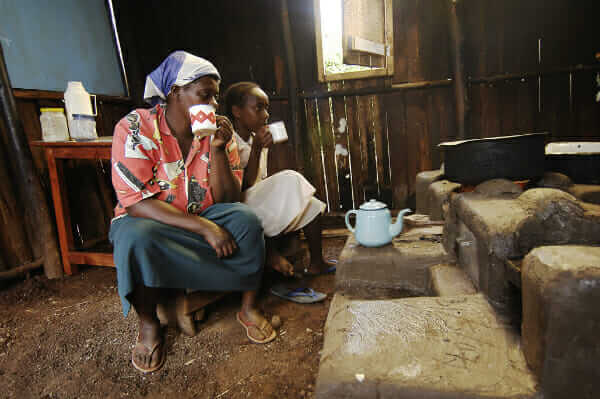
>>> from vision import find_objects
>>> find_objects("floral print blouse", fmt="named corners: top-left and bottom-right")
top-left (111, 104), bottom-right (242, 220)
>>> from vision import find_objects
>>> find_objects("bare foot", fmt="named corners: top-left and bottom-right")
top-left (131, 319), bottom-right (165, 373)
top-left (266, 248), bottom-right (295, 277)
top-left (237, 308), bottom-right (276, 344)
top-left (303, 258), bottom-right (337, 276)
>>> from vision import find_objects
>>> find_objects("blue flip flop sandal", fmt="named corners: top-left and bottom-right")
top-left (270, 284), bottom-right (327, 304)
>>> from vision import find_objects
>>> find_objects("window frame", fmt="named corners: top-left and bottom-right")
top-left (313, 0), bottom-right (394, 82)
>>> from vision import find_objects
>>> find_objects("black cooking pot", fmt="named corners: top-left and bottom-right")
top-left (545, 142), bottom-right (600, 184)
top-left (438, 133), bottom-right (548, 185)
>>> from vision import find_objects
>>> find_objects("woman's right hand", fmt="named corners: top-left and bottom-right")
top-left (200, 219), bottom-right (238, 258)
top-left (127, 199), bottom-right (238, 258)
top-left (253, 125), bottom-right (273, 149)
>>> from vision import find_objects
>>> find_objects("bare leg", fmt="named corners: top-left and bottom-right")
top-left (129, 285), bottom-right (165, 371)
top-left (303, 216), bottom-right (336, 275)
top-left (238, 290), bottom-right (276, 343)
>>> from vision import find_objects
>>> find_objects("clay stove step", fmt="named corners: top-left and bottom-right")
top-left (336, 225), bottom-right (452, 299)
top-left (428, 263), bottom-right (477, 296)
top-left (315, 294), bottom-right (538, 399)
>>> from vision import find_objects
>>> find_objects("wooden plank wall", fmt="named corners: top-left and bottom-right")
top-left (300, 0), bottom-right (599, 211)
top-left (302, 84), bottom-right (456, 211)
top-left (302, 0), bottom-right (456, 210)
top-left (463, 0), bottom-right (600, 141)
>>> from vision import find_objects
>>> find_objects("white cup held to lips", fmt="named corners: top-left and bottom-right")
top-left (268, 121), bottom-right (288, 144)
top-left (189, 104), bottom-right (217, 136)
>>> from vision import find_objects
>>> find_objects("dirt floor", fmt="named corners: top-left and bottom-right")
top-left (0, 236), bottom-right (347, 399)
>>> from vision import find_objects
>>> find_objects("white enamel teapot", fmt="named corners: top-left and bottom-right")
top-left (345, 199), bottom-right (411, 247)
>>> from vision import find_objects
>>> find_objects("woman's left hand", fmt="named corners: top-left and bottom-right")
top-left (212, 115), bottom-right (234, 149)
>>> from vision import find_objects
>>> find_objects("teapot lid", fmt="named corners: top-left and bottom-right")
top-left (359, 199), bottom-right (388, 210)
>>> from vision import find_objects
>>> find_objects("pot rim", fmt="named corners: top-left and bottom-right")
top-left (438, 132), bottom-right (548, 148)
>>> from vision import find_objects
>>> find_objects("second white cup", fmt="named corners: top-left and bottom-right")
top-left (268, 121), bottom-right (288, 144)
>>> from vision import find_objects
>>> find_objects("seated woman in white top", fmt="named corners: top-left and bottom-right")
top-left (223, 82), bottom-right (336, 276)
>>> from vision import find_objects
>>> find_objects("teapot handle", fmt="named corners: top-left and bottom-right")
top-left (90, 94), bottom-right (97, 116)
top-left (345, 210), bottom-right (358, 233)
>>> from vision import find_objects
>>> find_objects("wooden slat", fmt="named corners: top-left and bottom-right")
top-left (317, 96), bottom-right (340, 211)
top-left (462, 0), bottom-right (487, 78)
top-left (303, 98), bottom-right (327, 203)
top-left (267, 100), bottom-right (295, 174)
top-left (51, 147), bottom-right (112, 160)
top-left (354, 81), bottom-right (378, 200)
top-left (344, 93), bottom-right (365, 205)
top-left (95, 162), bottom-right (115, 229)
top-left (349, 81), bottom-right (371, 201)
top-left (405, 90), bottom-right (431, 207)
top-left (383, 91), bottom-right (409, 208)
top-left (404, 0), bottom-right (423, 82)
top-left (516, 78), bottom-right (537, 132)
top-left (372, 94), bottom-right (392, 205)
top-left (97, 101), bottom-right (131, 137)
top-left (572, 70), bottom-right (600, 138)
top-left (392, 0), bottom-right (409, 83)
top-left (69, 252), bottom-right (114, 267)
top-left (417, 0), bottom-right (435, 81)
top-left (426, 88), bottom-right (456, 169)
top-left (330, 81), bottom-right (354, 210)
top-left (485, 0), bottom-right (505, 76)
top-left (480, 83), bottom-right (501, 138)
top-left (287, 0), bottom-right (319, 89)
top-left (538, 74), bottom-right (570, 139)
top-left (16, 100), bottom-right (47, 181)
top-left (539, 0), bottom-right (570, 70)
top-left (0, 118), bottom-right (34, 269)
top-left (426, 0), bottom-right (451, 80)
top-left (433, 87), bottom-right (458, 171)
top-left (503, 0), bottom-right (538, 74)
top-left (13, 89), bottom-right (130, 103)
top-left (64, 161), bottom-right (110, 242)
top-left (498, 81), bottom-right (519, 136)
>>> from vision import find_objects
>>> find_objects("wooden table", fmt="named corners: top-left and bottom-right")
top-left (31, 137), bottom-right (115, 275)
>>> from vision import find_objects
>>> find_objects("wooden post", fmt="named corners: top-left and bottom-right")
top-left (448, 0), bottom-right (469, 139)
top-left (280, 0), bottom-right (302, 171)
top-left (0, 44), bottom-right (62, 278)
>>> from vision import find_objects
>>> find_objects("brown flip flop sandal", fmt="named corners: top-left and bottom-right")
top-left (131, 332), bottom-right (166, 373)
top-left (236, 312), bottom-right (277, 344)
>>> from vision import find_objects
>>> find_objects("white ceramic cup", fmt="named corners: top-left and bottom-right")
top-left (268, 121), bottom-right (288, 144)
top-left (189, 104), bottom-right (217, 135)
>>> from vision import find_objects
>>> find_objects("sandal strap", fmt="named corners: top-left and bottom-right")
top-left (288, 288), bottom-right (317, 298)
top-left (135, 333), bottom-right (163, 356)
top-left (237, 312), bottom-right (272, 340)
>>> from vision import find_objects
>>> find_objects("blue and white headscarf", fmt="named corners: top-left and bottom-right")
top-left (143, 51), bottom-right (221, 106)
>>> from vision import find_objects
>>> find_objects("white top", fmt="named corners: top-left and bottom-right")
top-left (234, 132), bottom-right (269, 185)
top-left (233, 132), bottom-right (325, 237)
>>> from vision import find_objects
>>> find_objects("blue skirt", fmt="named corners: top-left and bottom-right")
top-left (109, 202), bottom-right (265, 316)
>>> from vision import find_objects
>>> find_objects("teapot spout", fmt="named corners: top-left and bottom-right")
top-left (389, 208), bottom-right (412, 238)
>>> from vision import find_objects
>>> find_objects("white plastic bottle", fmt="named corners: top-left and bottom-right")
top-left (40, 108), bottom-right (70, 141)
top-left (64, 81), bottom-right (97, 136)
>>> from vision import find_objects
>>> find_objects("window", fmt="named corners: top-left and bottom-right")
top-left (314, 0), bottom-right (394, 82)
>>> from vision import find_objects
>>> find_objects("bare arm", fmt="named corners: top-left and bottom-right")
top-left (242, 126), bottom-right (273, 190)
top-left (209, 115), bottom-right (241, 202)
top-left (127, 199), bottom-right (237, 258)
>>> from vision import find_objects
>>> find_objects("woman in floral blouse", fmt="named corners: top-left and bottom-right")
top-left (110, 51), bottom-right (275, 374)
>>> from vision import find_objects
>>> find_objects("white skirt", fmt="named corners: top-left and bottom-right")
top-left (242, 170), bottom-right (326, 237)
